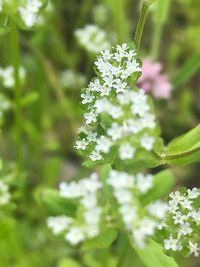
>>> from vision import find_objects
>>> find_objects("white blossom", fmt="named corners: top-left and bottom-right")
top-left (147, 200), bottom-right (169, 219)
top-left (47, 216), bottom-right (72, 235)
top-left (89, 150), bottom-right (102, 161)
top-left (0, 180), bottom-right (10, 205)
top-left (18, 0), bottom-right (43, 27)
top-left (164, 235), bottom-right (182, 251)
top-left (135, 173), bottom-right (153, 194)
top-left (96, 136), bottom-right (112, 153)
top-left (75, 24), bottom-right (110, 53)
top-left (140, 134), bottom-right (155, 151)
top-left (65, 227), bottom-right (85, 245)
top-left (119, 143), bottom-right (135, 160)
top-left (188, 241), bottom-right (200, 257)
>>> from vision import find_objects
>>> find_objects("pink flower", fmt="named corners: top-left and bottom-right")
top-left (138, 58), bottom-right (172, 99)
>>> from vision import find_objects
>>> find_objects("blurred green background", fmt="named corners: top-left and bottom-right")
top-left (0, 0), bottom-right (199, 266)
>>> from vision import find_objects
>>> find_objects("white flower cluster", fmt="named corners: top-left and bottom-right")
top-left (75, 24), bottom-right (110, 54)
top-left (107, 170), bottom-right (169, 248)
top-left (18, 0), bottom-right (43, 28)
top-left (76, 44), bottom-right (157, 163)
top-left (60, 69), bottom-right (86, 89)
top-left (47, 173), bottom-right (103, 245)
top-left (0, 180), bottom-right (10, 205)
top-left (0, 66), bottom-right (26, 89)
top-left (162, 188), bottom-right (200, 257)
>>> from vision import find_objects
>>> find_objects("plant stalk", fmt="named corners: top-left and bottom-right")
top-left (134, 0), bottom-right (155, 50)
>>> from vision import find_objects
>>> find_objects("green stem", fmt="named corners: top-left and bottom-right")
top-left (11, 20), bottom-right (22, 168)
top-left (134, 0), bottom-right (155, 50)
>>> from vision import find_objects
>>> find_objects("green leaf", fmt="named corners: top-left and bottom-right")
top-left (172, 53), bottom-right (200, 89)
top-left (135, 239), bottom-right (179, 267)
top-left (36, 188), bottom-right (76, 216)
top-left (141, 170), bottom-right (175, 205)
top-left (57, 258), bottom-right (80, 267)
top-left (164, 124), bottom-right (200, 166)
top-left (83, 228), bottom-right (118, 249)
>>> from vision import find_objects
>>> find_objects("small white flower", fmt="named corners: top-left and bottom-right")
top-left (140, 134), bottom-right (155, 151)
top-left (47, 216), bottom-right (72, 235)
top-left (81, 194), bottom-right (97, 209)
top-left (136, 173), bottom-right (153, 194)
top-left (178, 222), bottom-right (193, 236)
top-left (147, 200), bottom-right (169, 219)
top-left (65, 227), bottom-right (85, 245)
top-left (172, 211), bottom-right (187, 225)
top-left (75, 24), bottom-right (110, 54)
top-left (84, 207), bottom-right (102, 225)
top-left (187, 188), bottom-right (200, 199)
top-left (119, 204), bottom-right (137, 227)
top-left (96, 136), bottom-right (112, 153)
top-left (188, 241), bottom-right (200, 257)
top-left (84, 109), bottom-right (97, 124)
top-left (114, 189), bottom-right (132, 204)
top-left (139, 218), bottom-right (157, 236)
top-left (75, 139), bottom-right (89, 150)
top-left (18, 0), bottom-right (43, 28)
top-left (112, 79), bottom-right (127, 93)
top-left (107, 170), bottom-right (134, 189)
top-left (169, 191), bottom-right (185, 205)
top-left (89, 151), bottom-right (102, 161)
top-left (180, 197), bottom-right (193, 210)
top-left (81, 91), bottom-right (94, 104)
top-left (107, 123), bottom-right (124, 141)
top-left (164, 235), bottom-right (182, 251)
top-left (0, 181), bottom-right (10, 205)
top-left (119, 143), bottom-right (135, 160)
top-left (189, 210), bottom-right (200, 224)
top-left (86, 131), bottom-right (97, 142)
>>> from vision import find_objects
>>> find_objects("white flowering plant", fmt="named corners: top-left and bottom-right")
top-left (0, 0), bottom-right (47, 29)
top-left (45, 42), bottom-right (200, 267)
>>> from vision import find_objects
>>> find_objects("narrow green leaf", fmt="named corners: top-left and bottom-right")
top-left (135, 239), bottom-right (179, 267)
top-left (164, 124), bottom-right (200, 166)
top-left (167, 124), bottom-right (200, 154)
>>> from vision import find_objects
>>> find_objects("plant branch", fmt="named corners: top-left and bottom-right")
top-left (134, 0), bottom-right (155, 50)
